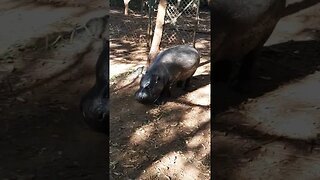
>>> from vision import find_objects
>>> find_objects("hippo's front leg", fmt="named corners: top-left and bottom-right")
top-left (155, 84), bottom-right (171, 105)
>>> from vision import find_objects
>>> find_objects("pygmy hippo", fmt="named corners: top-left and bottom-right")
top-left (135, 45), bottom-right (200, 105)
top-left (80, 39), bottom-right (109, 133)
top-left (210, 0), bottom-right (286, 88)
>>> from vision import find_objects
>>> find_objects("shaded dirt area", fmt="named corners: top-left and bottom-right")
top-left (0, 1), bottom-right (107, 179)
top-left (213, 1), bottom-right (320, 179)
top-left (109, 8), bottom-right (211, 179)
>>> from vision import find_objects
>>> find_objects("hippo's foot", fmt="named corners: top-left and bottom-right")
top-left (154, 96), bottom-right (167, 105)
top-left (155, 86), bottom-right (171, 105)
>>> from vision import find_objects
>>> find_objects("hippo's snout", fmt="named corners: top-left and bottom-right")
top-left (80, 89), bottom-right (108, 133)
top-left (135, 89), bottom-right (155, 104)
top-left (135, 90), bottom-right (148, 102)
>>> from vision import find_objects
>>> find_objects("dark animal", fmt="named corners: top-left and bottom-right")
top-left (80, 39), bottom-right (109, 133)
top-left (210, 0), bottom-right (286, 89)
top-left (135, 45), bottom-right (200, 105)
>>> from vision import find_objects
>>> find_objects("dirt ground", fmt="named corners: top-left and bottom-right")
top-left (1, 0), bottom-right (320, 180)
top-left (213, 1), bottom-right (320, 179)
top-left (0, 0), bottom-right (107, 179)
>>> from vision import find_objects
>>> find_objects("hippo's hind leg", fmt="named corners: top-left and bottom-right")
top-left (176, 78), bottom-right (191, 90)
top-left (233, 49), bottom-right (258, 92)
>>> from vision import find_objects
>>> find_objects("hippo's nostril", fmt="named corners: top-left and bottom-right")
top-left (136, 91), bottom-right (148, 101)
top-left (135, 91), bottom-right (142, 100)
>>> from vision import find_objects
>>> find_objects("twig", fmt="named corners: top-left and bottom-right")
top-left (83, 25), bottom-right (94, 37)
top-left (50, 35), bottom-right (62, 47)
top-left (70, 29), bottom-right (76, 43)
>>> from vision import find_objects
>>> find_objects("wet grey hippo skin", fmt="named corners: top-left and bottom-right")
top-left (80, 39), bottom-right (109, 133)
top-left (135, 45), bottom-right (200, 105)
top-left (210, 0), bottom-right (286, 87)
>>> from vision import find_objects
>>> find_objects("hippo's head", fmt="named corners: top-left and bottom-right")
top-left (80, 38), bottom-right (108, 133)
top-left (135, 73), bottom-right (165, 104)
top-left (80, 85), bottom-right (108, 133)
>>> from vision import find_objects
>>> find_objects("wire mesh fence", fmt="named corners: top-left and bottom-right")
top-left (162, 0), bottom-right (200, 46)
top-left (110, 0), bottom-right (209, 49)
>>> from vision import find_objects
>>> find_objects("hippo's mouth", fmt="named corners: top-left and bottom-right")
top-left (135, 89), bottom-right (160, 104)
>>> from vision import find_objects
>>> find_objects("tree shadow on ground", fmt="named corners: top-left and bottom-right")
top-left (109, 71), bottom-right (210, 179)
top-left (214, 39), bottom-right (320, 114)
top-left (0, 14), bottom-right (108, 96)
top-left (0, 46), bottom-right (107, 179)
top-left (213, 37), bottom-right (320, 178)
top-left (0, 14), bottom-right (108, 179)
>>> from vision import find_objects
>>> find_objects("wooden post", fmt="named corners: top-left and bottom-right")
top-left (147, 0), bottom-right (167, 66)
top-left (124, 0), bottom-right (131, 15)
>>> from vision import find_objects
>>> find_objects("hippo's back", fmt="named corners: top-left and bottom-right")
top-left (155, 45), bottom-right (200, 69)
top-left (150, 45), bottom-right (200, 83)
top-left (211, 0), bottom-right (286, 62)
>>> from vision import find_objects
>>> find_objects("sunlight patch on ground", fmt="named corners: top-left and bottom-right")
top-left (140, 151), bottom-right (201, 179)
top-left (109, 63), bottom-right (138, 78)
top-left (266, 3), bottom-right (320, 46)
top-left (130, 123), bottom-right (155, 145)
top-left (185, 84), bottom-right (210, 106)
top-left (182, 108), bottom-right (210, 129)
top-left (241, 71), bottom-right (320, 140)
top-left (0, 2), bottom-right (103, 54)
top-left (195, 41), bottom-right (208, 49)
top-left (186, 128), bottom-right (211, 159)
top-left (110, 40), bottom-right (148, 79)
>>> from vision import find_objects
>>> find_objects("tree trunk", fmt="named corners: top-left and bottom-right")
top-left (124, 0), bottom-right (131, 15)
top-left (147, 0), bottom-right (167, 66)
